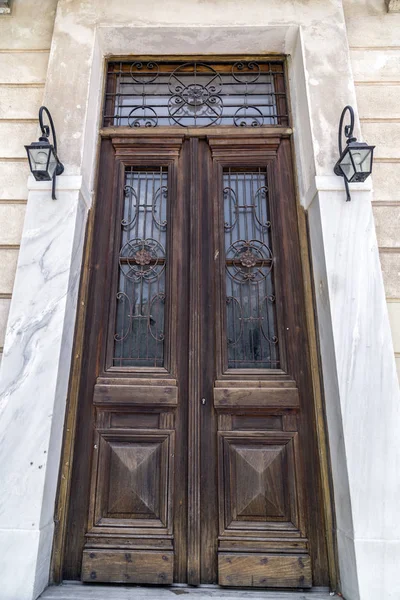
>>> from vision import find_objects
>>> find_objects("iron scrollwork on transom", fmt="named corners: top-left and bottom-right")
top-left (104, 60), bottom-right (288, 128)
top-left (223, 169), bottom-right (279, 369)
top-left (113, 168), bottom-right (168, 367)
top-left (168, 62), bottom-right (223, 127)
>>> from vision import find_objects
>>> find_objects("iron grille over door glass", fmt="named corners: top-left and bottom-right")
top-left (224, 168), bottom-right (279, 369)
top-left (113, 167), bottom-right (168, 367)
top-left (104, 61), bottom-right (288, 128)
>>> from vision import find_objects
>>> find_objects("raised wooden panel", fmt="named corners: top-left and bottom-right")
top-left (93, 384), bottom-right (178, 406)
top-left (107, 441), bottom-right (162, 518)
top-left (219, 539), bottom-right (308, 553)
top-left (82, 549), bottom-right (173, 584)
top-left (219, 432), bottom-right (301, 535)
top-left (218, 553), bottom-right (312, 588)
top-left (232, 415), bottom-right (282, 431)
top-left (90, 429), bottom-right (174, 532)
top-left (235, 445), bottom-right (286, 518)
top-left (214, 386), bottom-right (299, 409)
top-left (110, 412), bottom-right (160, 429)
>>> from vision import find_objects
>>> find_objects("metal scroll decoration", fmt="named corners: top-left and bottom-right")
top-left (113, 168), bottom-right (168, 367)
top-left (128, 62), bottom-right (159, 128)
top-left (223, 170), bottom-right (279, 368)
top-left (168, 62), bottom-right (223, 127)
top-left (105, 60), bottom-right (287, 128)
top-left (231, 61), bottom-right (264, 128)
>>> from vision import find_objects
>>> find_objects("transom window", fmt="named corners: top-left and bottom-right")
top-left (104, 59), bottom-right (288, 128)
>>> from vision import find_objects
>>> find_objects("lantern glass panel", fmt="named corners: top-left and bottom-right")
top-left (339, 150), bottom-right (355, 182)
top-left (351, 147), bottom-right (372, 174)
top-left (28, 146), bottom-right (51, 181)
top-left (47, 149), bottom-right (58, 179)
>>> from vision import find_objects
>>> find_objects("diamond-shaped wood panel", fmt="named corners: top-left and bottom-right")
top-left (219, 432), bottom-right (300, 534)
top-left (233, 445), bottom-right (286, 518)
top-left (107, 441), bottom-right (161, 517)
top-left (90, 429), bottom-right (174, 532)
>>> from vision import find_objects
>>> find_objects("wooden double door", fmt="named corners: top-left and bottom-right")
top-left (63, 130), bottom-right (329, 588)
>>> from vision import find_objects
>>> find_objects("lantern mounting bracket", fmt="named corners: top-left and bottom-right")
top-left (334, 105), bottom-right (354, 202)
top-left (38, 106), bottom-right (64, 199)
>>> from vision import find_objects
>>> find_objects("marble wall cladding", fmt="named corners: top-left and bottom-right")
top-left (0, 179), bottom-right (89, 598)
top-left (310, 184), bottom-right (400, 600)
top-left (0, 524), bottom-right (54, 600)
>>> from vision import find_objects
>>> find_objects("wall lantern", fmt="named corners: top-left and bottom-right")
top-left (333, 105), bottom-right (375, 201)
top-left (25, 106), bottom-right (64, 200)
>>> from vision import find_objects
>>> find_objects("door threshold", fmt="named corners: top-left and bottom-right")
top-left (40, 582), bottom-right (336, 600)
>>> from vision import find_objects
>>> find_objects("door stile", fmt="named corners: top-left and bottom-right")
top-left (206, 133), bottom-right (328, 588)
top-left (272, 138), bottom-right (329, 584)
top-left (198, 139), bottom-right (218, 583)
top-left (62, 138), bottom-right (118, 579)
top-left (187, 137), bottom-right (202, 584)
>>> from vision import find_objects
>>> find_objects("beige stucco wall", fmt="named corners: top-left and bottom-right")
top-left (344, 0), bottom-right (400, 378)
top-left (0, 0), bottom-right (58, 363)
top-left (0, 0), bottom-right (399, 376)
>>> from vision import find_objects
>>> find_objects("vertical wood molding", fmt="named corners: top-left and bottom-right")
top-left (187, 137), bottom-right (201, 584)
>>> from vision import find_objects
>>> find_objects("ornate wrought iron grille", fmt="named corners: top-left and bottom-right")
top-left (104, 60), bottom-right (288, 128)
top-left (113, 167), bottom-right (168, 367)
top-left (223, 168), bottom-right (279, 369)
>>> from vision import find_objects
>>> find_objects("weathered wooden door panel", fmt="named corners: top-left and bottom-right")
top-left (64, 131), bottom-right (329, 589)
top-left (204, 135), bottom-right (326, 588)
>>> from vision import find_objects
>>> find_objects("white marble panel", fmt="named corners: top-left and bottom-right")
top-left (0, 523), bottom-right (54, 600)
top-left (317, 185), bottom-right (400, 543)
top-left (0, 180), bottom-right (87, 529)
top-left (0, 176), bottom-right (88, 598)
top-left (355, 539), bottom-right (400, 600)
